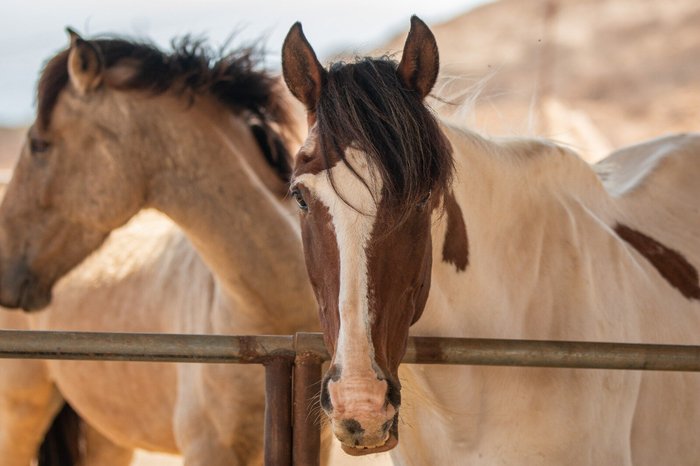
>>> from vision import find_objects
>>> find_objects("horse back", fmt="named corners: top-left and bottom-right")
top-left (597, 133), bottom-right (700, 267)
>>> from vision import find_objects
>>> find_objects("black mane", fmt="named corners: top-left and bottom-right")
top-left (316, 57), bottom-right (453, 217)
top-left (37, 35), bottom-right (292, 181)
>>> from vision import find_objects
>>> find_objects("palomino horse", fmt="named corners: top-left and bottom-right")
top-left (282, 16), bottom-right (700, 464)
top-left (0, 31), bottom-right (318, 465)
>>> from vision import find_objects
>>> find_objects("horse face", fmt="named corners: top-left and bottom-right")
top-left (292, 147), bottom-right (434, 454)
top-left (284, 17), bottom-right (446, 454)
top-left (0, 32), bottom-right (144, 311)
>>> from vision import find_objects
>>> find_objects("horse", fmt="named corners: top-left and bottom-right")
top-left (0, 30), bottom-right (319, 465)
top-left (281, 16), bottom-right (700, 464)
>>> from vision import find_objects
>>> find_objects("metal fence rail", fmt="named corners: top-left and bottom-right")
top-left (0, 330), bottom-right (295, 363)
top-left (2, 330), bottom-right (700, 370)
top-left (1, 329), bottom-right (700, 466)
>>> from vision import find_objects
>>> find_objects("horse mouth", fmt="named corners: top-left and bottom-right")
top-left (15, 275), bottom-right (51, 312)
top-left (341, 431), bottom-right (398, 456)
top-left (340, 415), bottom-right (399, 456)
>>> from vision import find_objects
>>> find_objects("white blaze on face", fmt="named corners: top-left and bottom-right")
top-left (298, 146), bottom-right (396, 451)
top-left (296, 148), bottom-right (382, 377)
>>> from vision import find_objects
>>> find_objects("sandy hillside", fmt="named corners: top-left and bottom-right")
top-left (5, 1), bottom-right (698, 165)
top-left (376, 0), bottom-right (700, 161)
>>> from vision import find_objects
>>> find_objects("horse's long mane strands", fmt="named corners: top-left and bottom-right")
top-left (37, 36), bottom-right (293, 180)
top-left (316, 57), bottom-right (454, 222)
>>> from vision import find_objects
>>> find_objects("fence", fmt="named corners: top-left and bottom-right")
top-left (1, 329), bottom-right (699, 465)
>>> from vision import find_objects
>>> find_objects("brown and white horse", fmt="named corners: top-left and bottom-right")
top-left (282, 16), bottom-right (700, 463)
top-left (0, 31), bottom-right (318, 465)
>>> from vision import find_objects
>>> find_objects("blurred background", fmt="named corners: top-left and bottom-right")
top-left (1, 0), bottom-right (698, 464)
top-left (3, 0), bottom-right (700, 166)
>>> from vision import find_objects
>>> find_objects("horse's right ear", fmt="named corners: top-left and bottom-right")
top-left (66, 27), bottom-right (104, 95)
top-left (282, 23), bottom-right (326, 112)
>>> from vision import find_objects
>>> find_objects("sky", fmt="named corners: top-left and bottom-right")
top-left (0, 0), bottom-right (490, 126)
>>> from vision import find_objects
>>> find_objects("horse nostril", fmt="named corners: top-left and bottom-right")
top-left (342, 418), bottom-right (365, 436)
top-left (320, 364), bottom-right (342, 413)
top-left (381, 419), bottom-right (393, 433)
top-left (320, 377), bottom-right (333, 412)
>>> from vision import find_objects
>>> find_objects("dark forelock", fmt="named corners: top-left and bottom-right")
top-left (315, 57), bottom-right (453, 219)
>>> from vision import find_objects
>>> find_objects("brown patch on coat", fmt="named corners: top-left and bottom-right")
top-left (441, 191), bottom-right (469, 272)
top-left (366, 196), bottom-right (434, 377)
top-left (294, 146), bottom-right (340, 177)
top-left (615, 223), bottom-right (700, 300)
top-left (298, 192), bottom-right (341, 353)
top-left (293, 125), bottom-right (343, 178)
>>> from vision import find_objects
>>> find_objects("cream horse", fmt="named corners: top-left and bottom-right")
top-left (0, 31), bottom-right (318, 465)
top-left (281, 17), bottom-right (700, 464)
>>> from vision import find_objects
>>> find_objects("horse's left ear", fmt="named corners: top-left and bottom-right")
top-left (397, 16), bottom-right (439, 100)
top-left (66, 27), bottom-right (104, 95)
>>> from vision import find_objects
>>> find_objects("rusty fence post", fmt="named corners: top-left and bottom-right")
top-left (264, 356), bottom-right (293, 466)
top-left (293, 332), bottom-right (326, 466)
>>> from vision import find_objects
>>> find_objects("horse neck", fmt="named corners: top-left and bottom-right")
top-left (136, 96), bottom-right (314, 331)
top-left (422, 124), bottom-right (619, 340)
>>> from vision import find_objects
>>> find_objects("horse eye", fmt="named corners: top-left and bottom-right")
top-left (292, 188), bottom-right (308, 211)
top-left (29, 137), bottom-right (51, 154)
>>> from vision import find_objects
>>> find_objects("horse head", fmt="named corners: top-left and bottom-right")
top-left (0, 29), bottom-right (291, 312)
top-left (283, 16), bottom-right (454, 454)
top-left (0, 30), bottom-right (149, 310)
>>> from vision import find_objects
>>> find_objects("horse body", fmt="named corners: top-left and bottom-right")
top-left (282, 17), bottom-right (700, 464)
top-left (395, 128), bottom-right (700, 464)
top-left (0, 33), bottom-right (316, 465)
top-left (36, 215), bottom-right (190, 453)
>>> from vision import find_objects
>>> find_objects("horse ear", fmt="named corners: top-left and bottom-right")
top-left (66, 27), bottom-right (103, 95)
top-left (282, 22), bottom-right (326, 112)
top-left (397, 16), bottom-right (439, 100)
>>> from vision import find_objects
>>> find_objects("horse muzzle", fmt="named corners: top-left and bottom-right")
top-left (338, 412), bottom-right (400, 456)
top-left (0, 261), bottom-right (52, 311)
